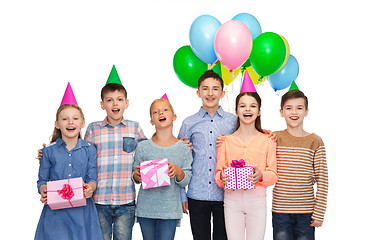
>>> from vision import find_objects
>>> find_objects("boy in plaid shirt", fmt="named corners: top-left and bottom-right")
top-left (84, 78), bottom-right (146, 239)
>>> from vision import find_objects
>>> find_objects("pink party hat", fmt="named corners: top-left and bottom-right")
top-left (60, 82), bottom-right (78, 106)
top-left (240, 70), bottom-right (257, 93)
top-left (160, 93), bottom-right (169, 101)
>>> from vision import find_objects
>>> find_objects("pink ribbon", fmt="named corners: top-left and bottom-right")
top-left (47, 179), bottom-right (83, 208)
top-left (230, 159), bottom-right (246, 168)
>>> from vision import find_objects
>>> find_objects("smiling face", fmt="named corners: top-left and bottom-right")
top-left (280, 97), bottom-right (309, 129)
top-left (197, 77), bottom-right (225, 114)
top-left (150, 99), bottom-right (176, 129)
top-left (100, 90), bottom-right (129, 126)
top-left (236, 94), bottom-right (261, 126)
top-left (55, 106), bottom-right (85, 141)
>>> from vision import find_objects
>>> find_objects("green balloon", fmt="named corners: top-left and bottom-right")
top-left (173, 45), bottom-right (208, 88)
top-left (250, 32), bottom-right (286, 77)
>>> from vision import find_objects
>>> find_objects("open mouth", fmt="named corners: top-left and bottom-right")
top-left (159, 117), bottom-right (167, 122)
top-left (290, 116), bottom-right (299, 120)
top-left (243, 113), bottom-right (253, 118)
top-left (112, 109), bottom-right (120, 114)
top-left (66, 127), bottom-right (76, 132)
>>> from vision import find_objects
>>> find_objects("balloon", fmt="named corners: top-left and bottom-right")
top-left (220, 63), bottom-right (240, 85)
top-left (250, 32), bottom-right (286, 77)
top-left (190, 15), bottom-right (221, 64)
top-left (275, 34), bottom-right (290, 72)
top-left (241, 59), bottom-right (266, 85)
top-left (214, 20), bottom-right (253, 70)
top-left (232, 13), bottom-right (262, 40)
top-left (173, 45), bottom-right (208, 88)
top-left (268, 55), bottom-right (299, 91)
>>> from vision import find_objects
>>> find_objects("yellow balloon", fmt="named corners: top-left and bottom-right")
top-left (221, 63), bottom-right (240, 85)
top-left (276, 34), bottom-right (290, 72)
top-left (246, 65), bottom-right (266, 85)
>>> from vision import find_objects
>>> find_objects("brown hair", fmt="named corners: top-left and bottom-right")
top-left (50, 104), bottom-right (85, 143)
top-left (101, 83), bottom-right (127, 101)
top-left (235, 92), bottom-right (263, 133)
top-left (198, 70), bottom-right (224, 90)
top-left (280, 90), bottom-right (308, 110)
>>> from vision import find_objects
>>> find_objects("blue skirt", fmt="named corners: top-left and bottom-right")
top-left (34, 198), bottom-right (103, 240)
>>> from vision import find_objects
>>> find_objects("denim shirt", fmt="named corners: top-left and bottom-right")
top-left (37, 137), bottom-right (98, 193)
top-left (178, 106), bottom-right (236, 202)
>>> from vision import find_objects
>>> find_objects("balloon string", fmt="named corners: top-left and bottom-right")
top-left (208, 60), bottom-right (220, 70)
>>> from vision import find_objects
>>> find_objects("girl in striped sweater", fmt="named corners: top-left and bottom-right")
top-left (272, 90), bottom-right (328, 240)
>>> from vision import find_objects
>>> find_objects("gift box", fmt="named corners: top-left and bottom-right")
top-left (47, 177), bottom-right (86, 210)
top-left (224, 159), bottom-right (255, 190)
top-left (140, 158), bottom-right (171, 189)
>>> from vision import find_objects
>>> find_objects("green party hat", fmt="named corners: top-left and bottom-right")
top-left (289, 80), bottom-right (299, 91)
top-left (105, 65), bottom-right (122, 85)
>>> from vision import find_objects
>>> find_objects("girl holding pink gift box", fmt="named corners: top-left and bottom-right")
top-left (132, 98), bottom-right (193, 240)
top-left (215, 91), bottom-right (278, 240)
top-left (35, 84), bottom-right (103, 240)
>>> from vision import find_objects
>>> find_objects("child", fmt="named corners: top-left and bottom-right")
top-left (178, 70), bottom-right (236, 240)
top-left (84, 82), bottom-right (147, 240)
top-left (215, 92), bottom-right (278, 240)
top-left (35, 102), bottom-right (103, 240)
top-left (272, 90), bottom-right (328, 240)
top-left (132, 98), bottom-right (193, 240)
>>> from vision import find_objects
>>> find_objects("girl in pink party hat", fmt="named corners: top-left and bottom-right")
top-left (35, 83), bottom-right (103, 240)
top-left (215, 72), bottom-right (278, 240)
top-left (132, 95), bottom-right (193, 240)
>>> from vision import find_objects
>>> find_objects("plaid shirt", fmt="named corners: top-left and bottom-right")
top-left (84, 117), bottom-right (146, 205)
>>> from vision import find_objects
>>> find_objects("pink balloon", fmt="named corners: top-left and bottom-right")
top-left (214, 20), bottom-right (253, 70)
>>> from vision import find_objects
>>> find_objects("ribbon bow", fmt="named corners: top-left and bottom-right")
top-left (230, 159), bottom-right (246, 168)
top-left (57, 184), bottom-right (75, 201)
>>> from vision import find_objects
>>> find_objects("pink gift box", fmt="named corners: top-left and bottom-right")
top-left (225, 161), bottom-right (255, 190)
top-left (140, 158), bottom-right (171, 189)
top-left (47, 177), bottom-right (86, 210)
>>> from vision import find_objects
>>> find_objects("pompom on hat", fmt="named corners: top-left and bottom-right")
top-left (105, 65), bottom-right (122, 85)
top-left (60, 82), bottom-right (78, 106)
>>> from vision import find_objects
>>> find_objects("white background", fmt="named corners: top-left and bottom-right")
top-left (1, 0), bottom-right (368, 239)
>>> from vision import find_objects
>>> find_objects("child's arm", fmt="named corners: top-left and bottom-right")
top-left (39, 185), bottom-right (47, 204)
top-left (132, 144), bottom-right (144, 183)
top-left (173, 145), bottom-right (193, 187)
top-left (133, 165), bottom-right (141, 183)
top-left (83, 182), bottom-right (96, 198)
top-left (311, 139), bottom-right (328, 224)
top-left (215, 137), bottom-right (228, 188)
top-left (37, 147), bottom-right (51, 194)
top-left (85, 144), bottom-right (98, 186)
top-left (257, 138), bottom-right (278, 186)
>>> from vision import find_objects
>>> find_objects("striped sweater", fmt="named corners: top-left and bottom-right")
top-left (272, 130), bottom-right (328, 222)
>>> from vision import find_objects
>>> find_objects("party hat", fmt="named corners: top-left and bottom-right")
top-left (105, 65), bottom-right (122, 85)
top-left (160, 93), bottom-right (169, 101)
top-left (240, 70), bottom-right (257, 93)
top-left (60, 82), bottom-right (78, 106)
top-left (288, 80), bottom-right (299, 91)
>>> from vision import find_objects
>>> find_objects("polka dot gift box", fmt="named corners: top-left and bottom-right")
top-left (224, 159), bottom-right (255, 190)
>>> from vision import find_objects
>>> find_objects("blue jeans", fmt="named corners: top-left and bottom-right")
top-left (138, 217), bottom-right (177, 240)
top-left (272, 212), bottom-right (315, 240)
top-left (96, 202), bottom-right (135, 240)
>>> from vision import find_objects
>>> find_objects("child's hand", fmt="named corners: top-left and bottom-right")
top-left (262, 129), bottom-right (277, 142)
top-left (37, 143), bottom-right (46, 160)
top-left (133, 165), bottom-right (142, 183)
top-left (83, 182), bottom-right (96, 199)
top-left (180, 137), bottom-right (193, 151)
top-left (40, 185), bottom-right (47, 205)
top-left (216, 134), bottom-right (226, 147)
top-left (182, 201), bottom-right (189, 214)
top-left (221, 166), bottom-right (230, 186)
top-left (248, 166), bottom-right (263, 185)
top-left (168, 163), bottom-right (184, 181)
top-left (310, 219), bottom-right (323, 227)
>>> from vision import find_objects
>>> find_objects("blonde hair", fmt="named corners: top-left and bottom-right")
top-left (50, 104), bottom-right (85, 143)
top-left (149, 99), bottom-right (175, 137)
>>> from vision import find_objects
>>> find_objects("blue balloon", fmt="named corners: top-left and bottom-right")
top-left (232, 13), bottom-right (262, 41)
top-left (190, 15), bottom-right (221, 64)
top-left (268, 55), bottom-right (299, 91)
